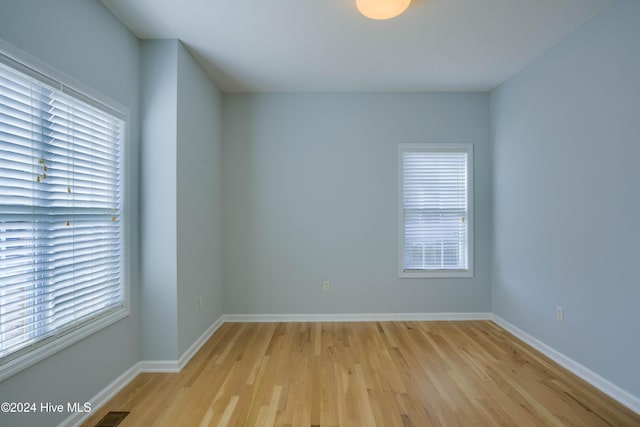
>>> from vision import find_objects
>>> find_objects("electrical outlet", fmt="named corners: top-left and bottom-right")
top-left (322, 281), bottom-right (331, 292)
top-left (199, 296), bottom-right (204, 311)
top-left (556, 306), bottom-right (564, 322)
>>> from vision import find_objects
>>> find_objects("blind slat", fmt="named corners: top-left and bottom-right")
top-left (0, 56), bottom-right (125, 361)
top-left (402, 148), bottom-right (469, 271)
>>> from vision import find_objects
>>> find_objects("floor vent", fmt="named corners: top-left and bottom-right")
top-left (95, 411), bottom-right (130, 427)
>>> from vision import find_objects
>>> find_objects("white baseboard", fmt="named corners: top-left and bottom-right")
top-left (490, 314), bottom-right (640, 415)
top-left (223, 312), bottom-right (491, 323)
top-left (178, 315), bottom-right (225, 370)
top-left (138, 360), bottom-right (180, 373)
top-left (59, 315), bottom-right (225, 427)
top-left (139, 315), bottom-right (225, 372)
top-left (60, 362), bottom-right (142, 427)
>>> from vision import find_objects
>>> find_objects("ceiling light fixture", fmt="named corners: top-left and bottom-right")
top-left (356, 0), bottom-right (411, 20)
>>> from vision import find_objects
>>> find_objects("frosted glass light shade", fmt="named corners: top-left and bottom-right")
top-left (356, 0), bottom-right (411, 20)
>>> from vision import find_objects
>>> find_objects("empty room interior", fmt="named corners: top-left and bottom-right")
top-left (0, 0), bottom-right (639, 426)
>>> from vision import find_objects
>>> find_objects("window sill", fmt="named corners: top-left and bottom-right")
top-left (399, 269), bottom-right (474, 279)
top-left (0, 307), bottom-right (129, 382)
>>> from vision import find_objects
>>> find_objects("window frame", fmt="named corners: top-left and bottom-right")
top-left (398, 143), bottom-right (474, 279)
top-left (0, 39), bottom-right (130, 382)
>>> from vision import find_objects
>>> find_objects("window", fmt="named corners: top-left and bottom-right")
top-left (0, 44), bottom-right (128, 380)
top-left (399, 143), bottom-right (473, 278)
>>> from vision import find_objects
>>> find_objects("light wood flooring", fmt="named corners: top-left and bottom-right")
top-left (81, 321), bottom-right (640, 426)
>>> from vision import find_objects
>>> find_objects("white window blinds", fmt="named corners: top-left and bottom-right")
top-left (0, 57), bottom-right (125, 363)
top-left (400, 144), bottom-right (472, 276)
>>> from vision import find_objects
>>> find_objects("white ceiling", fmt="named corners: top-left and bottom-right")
top-left (100, 0), bottom-right (613, 93)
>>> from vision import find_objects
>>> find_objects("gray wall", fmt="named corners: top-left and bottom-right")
top-left (140, 40), bottom-right (179, 360)
top-left (2, 0), bottom-right (638, 424)
top-left (491, 0), bottom-right (640, 398)
top-left (0, 1), bottom-right (141, 426)
top-left (222, 93), bottom-right (492, 314)
top-left (0, 7), bottom-right (225, 426)
top-left (140, 40), bottom-right (225, 360)
top-left (176, 42), bottom-right (224, 356)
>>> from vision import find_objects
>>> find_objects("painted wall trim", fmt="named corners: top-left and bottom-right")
top-left (490, 314), bottom-right (640, 415)
top-left (59, 362), bottom-right (142, 427)
top-left (138, 360), bottom-right (180, 373)
top-left (59, 315), bottom-right (225, 427)
top-left (140, 315), bottom-right (225, 373)
top-left (223, 312), bottom-right (492, 323)
top-left (178, 315), bottom-right (225, 370)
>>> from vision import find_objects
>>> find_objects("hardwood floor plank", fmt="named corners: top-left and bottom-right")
top-left (81, 321), bottom-right (640, 427)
